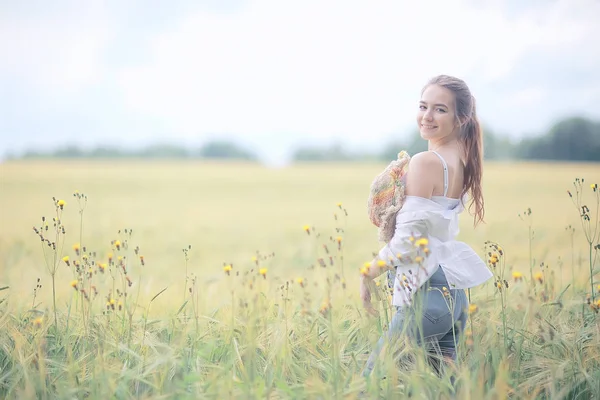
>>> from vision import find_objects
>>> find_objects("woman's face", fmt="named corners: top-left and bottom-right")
top-left (416, 84), bottom-right (459, 141)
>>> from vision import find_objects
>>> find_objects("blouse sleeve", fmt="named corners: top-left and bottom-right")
top-left (375, 211), bottom-right (431, 267)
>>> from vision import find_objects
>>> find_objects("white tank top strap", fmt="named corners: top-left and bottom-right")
top-left (430, 150), bottom-right (449, 197)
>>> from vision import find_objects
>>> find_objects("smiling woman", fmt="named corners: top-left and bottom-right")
top-left (360, 74), bottom-right (491, 382)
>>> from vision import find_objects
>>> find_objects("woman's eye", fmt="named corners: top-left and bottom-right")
top-left (419, 105), bottom-right (426, 110)
top-left (437, 108), bottom-right (446, 113)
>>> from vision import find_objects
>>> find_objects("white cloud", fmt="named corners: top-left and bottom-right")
top-left (117, 0), bottom-right (599, 142)
top-left (511, 87), bottom-right (545, 107)
top-left (1, 0), bottom-right (599, 162)
top-left (0, 3), bottom-right (113, 96)
top-left (509, 0), bottom-right (599, 68)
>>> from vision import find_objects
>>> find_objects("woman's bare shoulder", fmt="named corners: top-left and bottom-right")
top-left (408, 151), bottom-right (442, 173)
top-left (405, 151), bottom-right (441, 198)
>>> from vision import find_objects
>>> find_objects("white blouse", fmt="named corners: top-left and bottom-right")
top-left (375, 194), bottom-right (493, 307)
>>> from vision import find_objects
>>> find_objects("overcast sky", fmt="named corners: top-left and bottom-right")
top-left (1, 0), bottom-right (599, 165)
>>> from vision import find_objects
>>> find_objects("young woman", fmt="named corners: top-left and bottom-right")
top-left (360, 75), bottom-right (493, 377)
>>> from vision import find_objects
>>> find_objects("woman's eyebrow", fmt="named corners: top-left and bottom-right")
top-left (419, 100), bottom-right (448, 108)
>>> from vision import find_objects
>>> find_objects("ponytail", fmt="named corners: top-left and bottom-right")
top-left (461, 98), bottom-right (485, 226)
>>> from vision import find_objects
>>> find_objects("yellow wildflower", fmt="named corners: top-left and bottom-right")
top-left (114, 240), bottom-right (121, 250)
top-left (489, 255), bottom-right (498, 265)
top-left (335, 236), bottom-right (343, 250)
top-left (72, 243), bottom-right (80, 252)
top-left (223, 264), bottom-right (232, 275)
top-left (534, 272), bottom-right (543, 284)
top-left (415, 238), bottom-right (429, 247)
top-left (259, 267), bottom-right (268, 278)
top-left (415, 256), bottom-right (423, 263)
top-left (70, 280), bottom-right (78, 289)
top-left (296, 277), bottom-right (305, 287)
top-left (591, 298), bottom-right (600, 312)
top-left (375, 281), bottom-right (381, 287)
top-left (360, 266), bottom-right (369, 276)
top-left (336, 202), bottom-right (342, 208)
top-left (62, 256), bottom-right (70, 266)
top-left (468, 304), bottom-right (478, 315)
top-left (512, 271), bottom-right (524, 281)
top-left (33, 317), bottom-right (43, 327)
top-left (57, 199), bottom-right (66, 209)
top-left (377, 260), bottom-right (386, 268)
top-left (591, 183), bottom-right (598, 191)
top-left (320, 300), bottom-right (330, 314)
top-left (303, 225), bottom-right (311, 235)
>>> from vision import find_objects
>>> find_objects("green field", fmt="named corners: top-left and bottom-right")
top-left (0, 159), bottom-right (599, 399)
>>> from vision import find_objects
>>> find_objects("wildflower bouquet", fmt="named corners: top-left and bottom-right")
top-left (367, 150), bottom-right (411, 292)
top-left (367, 150), bottom-right (411, 243)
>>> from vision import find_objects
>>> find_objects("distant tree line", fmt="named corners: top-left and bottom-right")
top-left (6, 116), bottom-right (600, 163)
top-left (11, 141), bottom-right (258, 162)
top-left (294, 116), bottom-right (600, 163)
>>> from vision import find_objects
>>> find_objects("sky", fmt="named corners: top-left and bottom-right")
top-left (1, 0), bottom-right (599, 166)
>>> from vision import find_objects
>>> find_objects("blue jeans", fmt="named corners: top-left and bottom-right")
top-left (363, 266), bottom-right (469, 377)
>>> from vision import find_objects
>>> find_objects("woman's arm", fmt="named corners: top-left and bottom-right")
top-left (365, 152), bottom-right (439, 277)
top-left (360, 152), bottom-right (439, 309)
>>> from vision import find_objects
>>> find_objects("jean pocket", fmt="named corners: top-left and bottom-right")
top-left (422, 291), bottom-right (452, 324)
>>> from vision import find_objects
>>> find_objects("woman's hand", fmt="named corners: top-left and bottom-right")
top-left (360, 277), bottom-right (379, 317)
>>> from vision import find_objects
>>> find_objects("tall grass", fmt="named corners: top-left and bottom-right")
top-left (0, 176), bottom-right (599, 399)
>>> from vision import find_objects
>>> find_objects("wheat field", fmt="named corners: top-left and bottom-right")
top-left (0, 159), bottom-right (599, 399)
